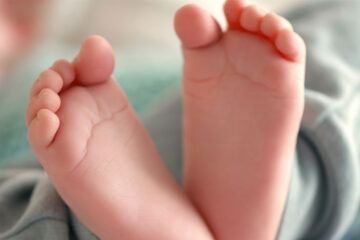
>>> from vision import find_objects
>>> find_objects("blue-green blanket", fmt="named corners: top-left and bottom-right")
top-left (0, 47), bottom-right (181, 162)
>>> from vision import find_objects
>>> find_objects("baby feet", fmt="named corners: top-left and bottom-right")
top-left (175, 0), bottom-right (305, 239)
top-left (26, 0), bottom-right (306, 238)
top-left (26, 36), bottom-right (213, 240)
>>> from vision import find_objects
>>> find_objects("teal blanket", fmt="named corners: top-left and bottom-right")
top-left (0, 49), bottom-right (180, 161)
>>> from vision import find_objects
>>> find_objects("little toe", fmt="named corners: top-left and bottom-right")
top-left (29, 69), bottom-right (63, 99)
top-left (240, 5), bottom-right (266, 33)
top-left (28, 109), bottom-right (60, 151)
top-left (73, 35), bottom-right (115, 86)
top-left (174, 4), bottom-right (222, 49)
top-left (50, 59), bottom-right (76, 89)
top-left (224, 0), bottom-right (247, 29)
top-left (275, 28), bottom-right (306, 61)
top-left (26, 88), bottom-right (61, 126)
top-left (260, 13), bottom-right (293, 39)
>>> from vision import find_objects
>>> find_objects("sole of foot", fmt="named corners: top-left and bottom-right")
top-left (27, 36), bottom-right (213, 240)
top-left (175, 0), bottom-right (305, 239)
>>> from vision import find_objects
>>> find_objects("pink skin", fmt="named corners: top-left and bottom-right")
top-left (175, 0), bottom-right (305, 239)
top-left (27, 0), bottom-right (306, 238)
top-left (26, 36), bottom-right (213, 240)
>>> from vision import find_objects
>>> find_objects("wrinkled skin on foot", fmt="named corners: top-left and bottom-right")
top-left (27, 36), bottom-right (213, 240)
top-left (26, 0), bottom-right (306, 239)
top-left (175, 0), bottom-right (305, 239)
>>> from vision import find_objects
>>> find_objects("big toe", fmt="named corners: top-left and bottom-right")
top-left (73, 35), bottom-right (115, 85)
top-left (174, 4), bottom-right (222, 49)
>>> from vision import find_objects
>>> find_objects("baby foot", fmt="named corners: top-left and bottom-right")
top-left (27, 36), bottom-right (213, 240)
top-left (175, 0), bottom-right (305, 239)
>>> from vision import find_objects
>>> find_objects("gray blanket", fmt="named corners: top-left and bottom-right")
top-left (1, 0), bottom-right (360, 239)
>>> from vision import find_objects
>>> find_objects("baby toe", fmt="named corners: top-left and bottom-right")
top-left (26, 88), bottom-right (61, 126)
top-left (224, 0), bottom-right (247, 29)
top-left (240, 5), bottom-right (266, 33)
top-left (29, 69), bottom-right (63, 100)
top-left (260, 13), bottom-right (293, 39)
top-left (50, 59), bottom-right (76, 89)
top-left (275, 28), bottom-right (306, 61)
top-left (73, 36), bottom-right (115, 85)
top-left (28, 109), bottom-right (60, 150)
top-left (175, 4), bottom-right (222, 48)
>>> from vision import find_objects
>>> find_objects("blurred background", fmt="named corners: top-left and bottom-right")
top-left (46, 0), bottom-right (304, 49)
top-left (0, 0), bottom-right (305, 77)
top-left (0, 0), bottom-right (305, 161)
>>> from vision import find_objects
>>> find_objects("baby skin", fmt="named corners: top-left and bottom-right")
top-left (26, 0), bottom-right (305, 239)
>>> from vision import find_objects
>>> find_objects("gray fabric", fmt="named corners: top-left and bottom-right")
top-left (277, 1), bottom-right (360, 239)
top-left (1, 0), bottom-right (360, 239)
top-left (0, 157), bottom-right (97, 239)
